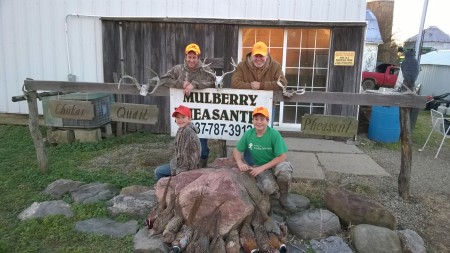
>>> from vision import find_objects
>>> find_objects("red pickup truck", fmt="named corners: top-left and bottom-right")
top-left (361, 63), bottom-right (399, 90)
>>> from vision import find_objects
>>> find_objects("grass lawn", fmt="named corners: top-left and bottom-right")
top-left (0, 126), bottom-right (171, 253)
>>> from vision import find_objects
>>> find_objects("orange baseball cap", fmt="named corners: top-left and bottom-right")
top-left (252, 41), bottom-right (268, 56)
top-left (252, 106), bottom-right (269, 118)
top-left (185, 43), bottom-right (201, 55)
top-left (172, 105), bottom-right (192, 118)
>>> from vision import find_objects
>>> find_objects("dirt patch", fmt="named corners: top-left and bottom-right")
top-left (85, 142), bottom-right (172, 173)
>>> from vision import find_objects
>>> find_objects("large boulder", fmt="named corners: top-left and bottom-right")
top-left (324, 187), bottom-right (396, 229)
top-left (155, 167), bottom-right (269, 236)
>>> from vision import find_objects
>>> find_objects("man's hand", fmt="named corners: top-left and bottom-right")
top-left (250, 81), bottom-right (261, 90)
top-left (183, 81), bottom-right (194, 95)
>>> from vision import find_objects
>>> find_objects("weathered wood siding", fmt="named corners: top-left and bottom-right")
top-left (102, 20), bottom-right (239, 133)
top-left (102, 19), bottom-right (365, 134)
top-left (328, 26), bottom-right (365, 117)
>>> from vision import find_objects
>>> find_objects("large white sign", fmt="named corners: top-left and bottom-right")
top-left (170, 88), bottom-right (273, 140)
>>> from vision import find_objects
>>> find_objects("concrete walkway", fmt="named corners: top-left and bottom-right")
top-left (227, 138), bottom-right (391, 180)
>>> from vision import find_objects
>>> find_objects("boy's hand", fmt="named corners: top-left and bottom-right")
top-left (249, 166), bottom-right (264, 177)
top-left (237, 162), bottom-right (250, 172)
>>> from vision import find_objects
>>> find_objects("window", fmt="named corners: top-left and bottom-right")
top-left (241, 28), bottom-right (331, 128)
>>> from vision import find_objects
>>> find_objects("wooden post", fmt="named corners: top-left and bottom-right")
top-left (26, 90), bottom-right (48, 172)
top-left (112, 73), bottom-right (124, 136)
top-left (398, 107), bottom-right (412, 199)
top-left (219, 140), bottom-right (227, 158)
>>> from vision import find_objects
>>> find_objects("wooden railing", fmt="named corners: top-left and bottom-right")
top-left (13, 79), bottom-right (427, 199)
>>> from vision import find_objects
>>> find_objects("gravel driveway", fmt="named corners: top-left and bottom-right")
top-left (354, 134), bottom-right (450, 253)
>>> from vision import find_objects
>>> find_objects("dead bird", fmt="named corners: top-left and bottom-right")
top-left (163, 215), bottom-right (184, 243)
top-left (225, 229), bottom-right (240, 253)
top-left (239, 222), bottom-right (258, 253)
top-left (252, 211), bottom-right (276, 253)
top-left (149, 176), bottom-right (176, 235)
top-left (163, 194), bottom-right (186, 243)
top-left (279, 243), bottom-right (287, 253)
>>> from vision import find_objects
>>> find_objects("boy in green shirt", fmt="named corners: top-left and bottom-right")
top-left (233, 106), bottom-right (296, 212)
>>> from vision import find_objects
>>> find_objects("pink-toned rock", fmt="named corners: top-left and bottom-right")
top-left (324, 187), bottom-right (396, 229)
top-left (155, 164), bottom-right (269, 236)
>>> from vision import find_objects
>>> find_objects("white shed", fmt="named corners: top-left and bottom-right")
top-left (0, 0), bottom-right (366, 117)
top-left (418, 50), bottom-right (450, 96)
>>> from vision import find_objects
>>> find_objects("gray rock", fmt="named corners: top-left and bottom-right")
top-left (397, 229), bottom-right (426, 253)
top-left (270, 193), bottom-right (310, 216)
top-left (133, 228), bottom-right (169, 253)
top-left (18, 200), bottom-right (73, 220)
top-left (70, 182), bottom-right (119, 204)
top-left (324, 187), bottom-right (396, 229)
top-left (121, 185), bottom-right (153, 196)
top-left (44, 179), bottom-right (84, 198)
top-left (350, 224), bottom-right (402, 253)
top-left (75, 218), bottom-right (138, 238)
top-left (286, 209), bottom-right (341, 240)
top-left (107, 190), bottom-right (158, 217)
top-left (310, 236), bottom-right (353, 253)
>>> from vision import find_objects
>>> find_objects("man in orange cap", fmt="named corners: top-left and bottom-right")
top-left (159, 43), bottom-right (215, 168)
top-left (154, 105), bottom-right (201, 180)
top-left (160, 43), bottom-right (215, 95)
top-left (231, 41), bottom-right (287, 90)
top-left (233, 106), bottom-right (297, 213)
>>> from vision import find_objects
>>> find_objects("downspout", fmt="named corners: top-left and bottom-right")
top-left (119, 22), bottom-right (125, 77)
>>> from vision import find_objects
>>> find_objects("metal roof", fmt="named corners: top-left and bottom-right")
top-left (420, 50), bottom-right (450, 66)
top-left (365, 10), bottom-right (383, 43)
top-left (405, 26), bottom-right (450, 43)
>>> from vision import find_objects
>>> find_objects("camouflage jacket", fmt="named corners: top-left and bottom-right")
top-left (160, 60), bottom-right (215, 89)
top-left (170, 122), bottom-right (201, 175)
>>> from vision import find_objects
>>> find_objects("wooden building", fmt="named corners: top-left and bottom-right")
top-left (0, 0), bottom-right (367, 134)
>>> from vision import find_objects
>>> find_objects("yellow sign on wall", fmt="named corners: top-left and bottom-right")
top-left (334, 51), bottom-right (355, 66)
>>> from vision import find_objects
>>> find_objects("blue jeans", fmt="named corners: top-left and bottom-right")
top-left (200, 138), bottom-right (209, 159)
top-left (154, 163), bottom-right (171, 181)
top-left (244, 149), bottom-right (254, 166)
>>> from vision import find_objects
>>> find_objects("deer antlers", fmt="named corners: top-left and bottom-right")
top-left (276, 75), bottom-right (306, 97)
top-left (202, 57), bottom-right (237, 89)
top-left (116, 67), bottom-right (161, 96)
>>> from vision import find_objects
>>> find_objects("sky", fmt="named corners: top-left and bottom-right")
top-left (392, 0), bottom-right (450, 43)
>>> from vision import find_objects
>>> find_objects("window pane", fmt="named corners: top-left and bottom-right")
top-left (302, 29), bottom-right (317, 48)
top-left (316, 29), bottom-right (331, 48)
top-left (241, 48), bottom-right (252, 59)
top-left (269, 29), bottom-right (284, 47)
top-left (300, 49), bottom-right (315, 68)
top-left (285, 67), bottom-right (299, 87)
top-left (255, 29), bottom-right (270, 45)
top-left (242, 28), bottom-right (256, 47)
top-left (300, 69), bottom-right (313, 89)
top-left (287, 29), bottom-right (301, 47)
top-left (269, 48), bottom-right (283, 64)
top-left (282, 102), bottom-right (298, 123)
top-left (315, 49), bottom-right (329, 68)
top-left (286, 49), bottom-right (300, 67)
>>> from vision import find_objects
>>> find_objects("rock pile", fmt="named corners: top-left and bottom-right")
top-left (16, 158), bottom-right (426, 253)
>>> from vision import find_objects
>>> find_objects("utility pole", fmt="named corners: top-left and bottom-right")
top-left (414, 0), bottom-right (429, 61)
